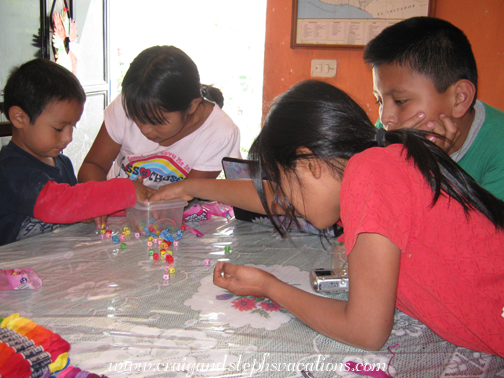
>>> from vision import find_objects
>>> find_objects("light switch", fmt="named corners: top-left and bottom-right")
top-left (311, 59), bottom-right (337, 77)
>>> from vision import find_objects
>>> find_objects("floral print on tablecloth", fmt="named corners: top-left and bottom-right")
top-left (184, 265), bottom-right (313, 330)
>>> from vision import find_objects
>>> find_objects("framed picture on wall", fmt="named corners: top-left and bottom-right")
top-left (291, 0), bottom-right (436, 48)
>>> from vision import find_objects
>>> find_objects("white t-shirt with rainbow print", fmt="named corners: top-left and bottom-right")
top-left (104, 94), bottom-right (241, 189)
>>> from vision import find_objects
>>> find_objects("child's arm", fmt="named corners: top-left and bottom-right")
top-left (214, 232), bottom-right (401, 350)
top-left (77, 122), bottom-right (122, 227)
top-left (186, 169), bottom-right (222, 180)
top-left (33, 178), bottom-right (152, 224)
top-left (149, 178), bottom-right (274, 215)
top-left (78, 122), bottom-right (121, 183)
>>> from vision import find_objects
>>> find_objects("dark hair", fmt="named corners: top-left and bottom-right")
top-left (249, 80), bottom-right (504, 235)
top-left (121, 45), bottom-right (224, 125)
top-left (2, 58), bottom-right (86, 124)
top-left (363, 17), bottom-right (478, 106)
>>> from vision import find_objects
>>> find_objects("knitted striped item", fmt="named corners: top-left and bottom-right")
top-left (0, 313), bottom-right (109, 378)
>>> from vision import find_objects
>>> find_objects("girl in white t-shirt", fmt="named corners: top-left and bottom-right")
top-left (78, 45), bottom-right (241, 228)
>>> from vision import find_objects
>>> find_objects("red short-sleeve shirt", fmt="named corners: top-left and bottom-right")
top-left (340, 144), bottom-right (504, 357)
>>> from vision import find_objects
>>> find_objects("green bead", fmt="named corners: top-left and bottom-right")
top-left (120, 243), bottom-right (127, 250)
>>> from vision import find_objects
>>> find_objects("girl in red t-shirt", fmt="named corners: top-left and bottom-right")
top-left (150, 80), bottom-right (504, 357)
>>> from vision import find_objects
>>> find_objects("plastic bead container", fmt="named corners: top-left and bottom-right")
top-left (126, 200), bottom-right (188, 234)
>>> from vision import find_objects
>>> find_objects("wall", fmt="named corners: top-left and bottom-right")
top-left (262, 0), bottom-right (504, 123)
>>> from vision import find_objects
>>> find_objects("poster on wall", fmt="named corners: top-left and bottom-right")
top-left (291, 0), bottom-right (436, 48)
top-left (51, 0), bottom-right (78, 75)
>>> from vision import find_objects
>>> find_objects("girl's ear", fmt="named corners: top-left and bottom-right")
top-left (295, 147), bottom-right (322, 179)
top-left (451, 79), bottom-right (476, 119)
top-left (307, 158), bottom-right (322, 179)
top-left (187, 98), bottom-right (203, 115)
top-left (8, 106), bottom-right (30, 129)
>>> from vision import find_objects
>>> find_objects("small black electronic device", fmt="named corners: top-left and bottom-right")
top-left (310, 268), bottom-right (349, 293)
top-left (221, 157), bottom-right (264, 222)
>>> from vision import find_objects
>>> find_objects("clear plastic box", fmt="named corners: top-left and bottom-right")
top-left (126, 199), bottom-right (188, 234)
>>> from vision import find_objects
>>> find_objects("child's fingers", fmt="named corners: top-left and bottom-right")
top-left (439, 114), bottom-right (460, 143)
top-left (401, 112), bottom-right (426, 129)
top-left (213, 261), bottom-right (226, 286)
top-left (94, 215), bottom-right (107, 229)
top-left (213, 262), bottom-right (235, 287)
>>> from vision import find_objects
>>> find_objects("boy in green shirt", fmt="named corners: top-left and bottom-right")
top-left (363, 16), bottom-right (504, 200)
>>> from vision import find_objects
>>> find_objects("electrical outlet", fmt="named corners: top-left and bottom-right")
top-left (311, 59), bottom-right (337, 77)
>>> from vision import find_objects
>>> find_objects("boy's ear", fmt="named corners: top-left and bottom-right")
top-left (8, 106), bottom-right (30, 129)
top-left (451, 79), bottom-right (476, 119)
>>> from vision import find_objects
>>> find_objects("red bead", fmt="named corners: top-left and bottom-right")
top-left (165, 255), bottom-right (174, 263)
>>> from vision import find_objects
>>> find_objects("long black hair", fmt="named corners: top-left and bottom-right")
top-left (249, 80), bottom-right (504, 235)
top-left (121, 45), bottom-right (224, 125)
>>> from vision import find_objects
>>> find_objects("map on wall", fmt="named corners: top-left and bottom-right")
top-left (293, 0), bottom-right (432, 46)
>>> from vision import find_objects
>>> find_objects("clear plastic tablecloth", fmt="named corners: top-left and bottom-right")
top-left (0, 214), bottom-right (503, 377)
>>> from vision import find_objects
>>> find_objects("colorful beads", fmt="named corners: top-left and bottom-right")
top-left (203, 258), bottom-right (211, 266)
top-left (120, 243), bottom-right (127, 250)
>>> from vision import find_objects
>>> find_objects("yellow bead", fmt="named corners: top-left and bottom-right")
top-left (168, 267), bottom-right (175, 274)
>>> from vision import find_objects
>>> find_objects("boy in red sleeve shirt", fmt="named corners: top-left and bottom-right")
top-left (0, 58), bottom-right (153, 246)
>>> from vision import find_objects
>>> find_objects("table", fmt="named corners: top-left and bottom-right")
top-left (1, 213), bottom-right (503, 377)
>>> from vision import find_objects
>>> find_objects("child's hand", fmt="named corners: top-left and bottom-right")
top-left (148, 180), bottom-right (194, 202)
top-left (132, 177), bottom-right (156, 202)
top-left (213, 261), bottom-right (276, 297)
top-left (424, 114), bottom-right (461, 153)
top-left (401, 112), bottom-right (460, 152)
